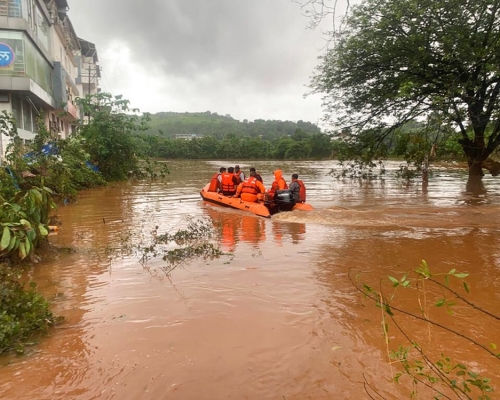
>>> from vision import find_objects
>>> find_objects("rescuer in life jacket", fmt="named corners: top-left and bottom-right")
top-left (249, 167), bottom-right (263, 183)
top-left (266, 169), bottom-right (288, 201)
top-left (288, 173), bottom-right (307, 203)
top-left (234, 165), bottom-right (245, 184)
top-left (208, 167), bottom-right (226, 192)
top-left (233, 171), bottom-right (266, 202)
top-left (220, 167), bottom-right (239, 196)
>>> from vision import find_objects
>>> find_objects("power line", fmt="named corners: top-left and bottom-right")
top-left (100, 69), bottom-right (115, 97)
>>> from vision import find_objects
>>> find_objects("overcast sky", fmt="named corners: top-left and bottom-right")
top-left (68, 0), bottom-right (330, 125)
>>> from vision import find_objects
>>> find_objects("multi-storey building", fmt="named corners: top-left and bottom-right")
top-left (0, 0), bottom-right (100, 162)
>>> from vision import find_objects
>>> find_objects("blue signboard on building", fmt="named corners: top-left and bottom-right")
top-left (0, 43), bottom-right (15, 68)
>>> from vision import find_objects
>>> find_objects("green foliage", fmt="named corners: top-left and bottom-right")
top-left (311, 0), bottom-right (500, 177)
top-left (24, 118), bottom-right (107, 199)
top-left (139, 218), bottom-right (225, 275)
top-left (0, 168), bottom-right (18, 200)
top-left (2, 112), bottom-right (27, 172)
top-left (331, 159), bottom-right (386, 180)
top-left (285, 139), bottom-right (312, 160)
top-left (0, 186), bottom-right (55, 261)
top-left (308, 133), bottom-right (334, 159)
top-left (139, 111), bottom-right (321, 141)
top-left (135, 158), bottom-right (170, 180)
top-left (131, 111), bottom-right (327, 160)
top-left (0, 266), bottom-right (54, 354)
top-left (352, 260), bottom-right (499, 399)
top-left (48, 136), bottom-right (107, 198)
top-left (76, 93), bottom-right (151, 181)
top-left (133, 130), bottom-right (333, 160)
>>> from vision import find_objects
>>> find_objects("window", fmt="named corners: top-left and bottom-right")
top-left (22, 99), bottom-right (32, 131)
top-left (11, 94), bottom-right (22, 129)
top-left (0, 0), bottom-right (23, 18)
top-left (11, 94), bottom-right (38, 133)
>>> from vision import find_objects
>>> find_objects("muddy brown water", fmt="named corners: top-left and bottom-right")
top-left (1, 160), bottom-right (499, 399)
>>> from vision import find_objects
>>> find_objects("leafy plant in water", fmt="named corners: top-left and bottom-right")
top-left (0, 265), bottom-right (55, 354)
top-left (139, 218), bottom-right (225, 275)
top-left (135, 157), bottom-right (170, 180)
top-left (352, 260), bottom-right (499, 399)
top-left (331, 159), bottom-right (386, 180)
top-left (0, 186), bottom-right (55, 261)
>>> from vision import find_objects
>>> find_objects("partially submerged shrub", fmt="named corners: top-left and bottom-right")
top-left (352, 261), bottom-right (499, 399)
top-left (140, 218), bottom-right (225, 275)
top-left (0, 266), bottom-right (54, 354)
top-left (1, 186), bottom-right (55, 261)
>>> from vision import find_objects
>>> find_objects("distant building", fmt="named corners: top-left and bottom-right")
top-left (76, 37), bottom-right (100, 98)
top-left (0, 0), bottom-right (100, 162)
top-left (175, 133), bottom-right (203, 140)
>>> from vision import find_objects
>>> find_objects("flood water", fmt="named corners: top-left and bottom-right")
top-left (1, 160), bottom-right (499, 399)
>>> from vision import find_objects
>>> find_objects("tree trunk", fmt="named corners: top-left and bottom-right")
top-left (467, 159), bottom-right (484, 179)
top-left (466, 177), bottom-right (486, 197)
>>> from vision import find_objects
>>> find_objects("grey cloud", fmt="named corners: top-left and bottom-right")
top-left (71, 0), bottom-right (321, 84)
top-left (69, 0), bottom-right (327, 121)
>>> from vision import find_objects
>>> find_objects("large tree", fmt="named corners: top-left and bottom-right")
top-left (76, 93), bottom-right (150, 181)
top-left (310, 0), bottom-right (500, 178)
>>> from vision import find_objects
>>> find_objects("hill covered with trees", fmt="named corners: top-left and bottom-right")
top-left (139, 111), bottom-right (322, 140)
top-left (132, 111), bottom-right (466, 161)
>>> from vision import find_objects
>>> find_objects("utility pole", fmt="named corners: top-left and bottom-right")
top-left (88, 62), bottom-right (91, 96)
top-left (0, 131), bottom-right (3, 166)
top-left (87, 62), bottom-right (92, 123)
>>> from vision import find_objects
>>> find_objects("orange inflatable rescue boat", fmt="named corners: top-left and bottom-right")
top-left (200, 184), bottom-right (313, 218)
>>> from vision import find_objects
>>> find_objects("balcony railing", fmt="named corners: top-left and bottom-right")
top-left (0, 0), bottom-right (22, 18)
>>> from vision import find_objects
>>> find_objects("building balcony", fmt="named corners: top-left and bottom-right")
top-left (56, 100), bottom-right (78, 120)
top-left (52, 61), bottom-right (79, 119)
top-left (66, 101), bottom-right (77, 118)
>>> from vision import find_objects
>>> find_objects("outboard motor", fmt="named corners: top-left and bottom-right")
top-left (274, 189), bottom-right (296, 211)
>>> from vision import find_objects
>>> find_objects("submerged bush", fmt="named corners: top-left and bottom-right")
top-left (140, 218), bottom-right (225, 275)
top-left (1, 186), bottom-right (55, 261)
top-left (0, 266), bottom-right (54, 354)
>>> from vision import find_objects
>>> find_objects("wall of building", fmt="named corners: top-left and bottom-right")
top-left (0, 0), bottom-right (100, 161)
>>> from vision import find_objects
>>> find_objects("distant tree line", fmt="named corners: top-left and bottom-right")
top-left (133, 129), bottom-right (334, 160)
top-left (133, 112), bottom-right (466, 161)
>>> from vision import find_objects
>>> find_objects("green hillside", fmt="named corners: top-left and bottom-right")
top-left (139, 111), bottom-right (322, 140)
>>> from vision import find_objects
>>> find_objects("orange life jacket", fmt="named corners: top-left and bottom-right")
top-left (271, 178), bottom-right (287, 193)
top-left (233, 173), bottom-right (242, 185)
top-left (241, 177), bottom-right (260, 195)
top-left (296, 179), bottom-right (306, 202)
top-left (208, 173), bottom-right (219, 192)
top-left (221, 173), bottom-right (236, 192)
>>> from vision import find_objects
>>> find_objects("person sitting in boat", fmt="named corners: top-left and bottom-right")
top-left (220, 167), bottom-right (239, 196)
top-left (249, 167), bottom-right (263, 183)
top-left (289, 173), bottom-right (306, 203)
top-left (234, 165), bottom-right (245, 184)
top-left (267, 169), bottom-right (288, 200)
top-left (208, 167), bottom-right (225, 192)
top-left (234, 171), bottom-right (266, 202)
